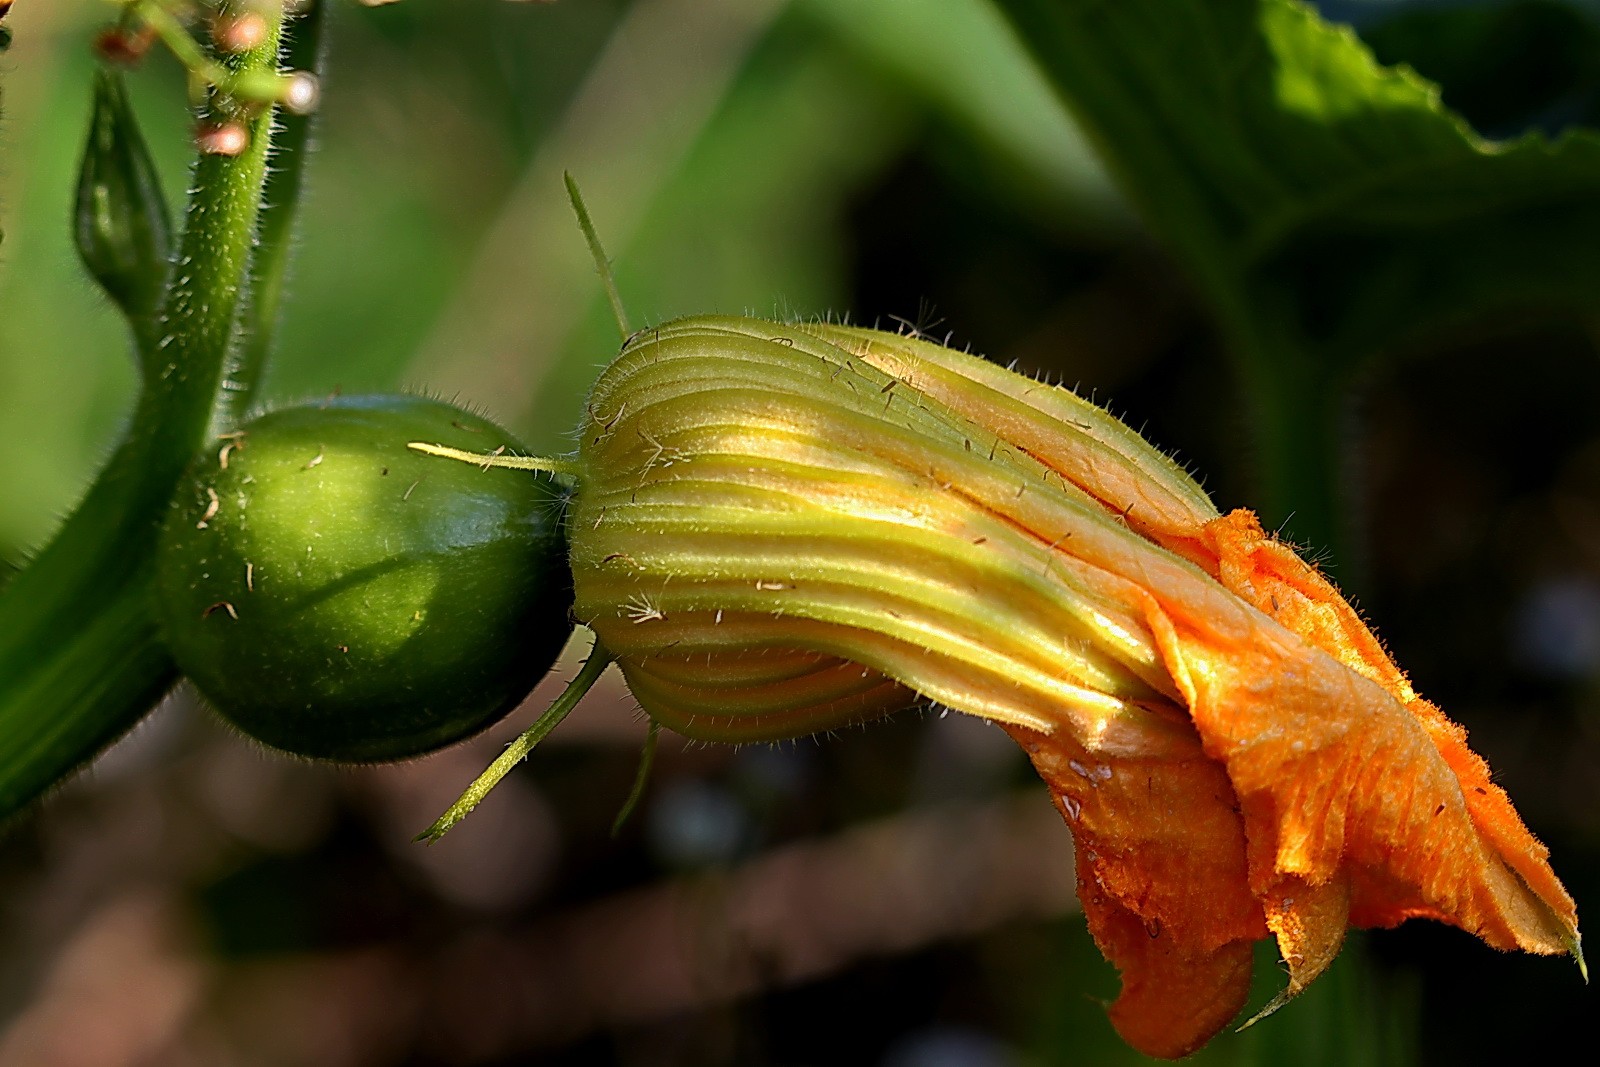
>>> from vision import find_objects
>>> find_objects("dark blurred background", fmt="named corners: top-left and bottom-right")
top-left (2, 0), bottom-right (1599, 1063)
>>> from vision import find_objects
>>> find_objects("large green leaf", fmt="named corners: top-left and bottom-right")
top-left (993, 0), bottom-right (1600, 552)
top-left (1359, 0), bottom-right (1600, 140)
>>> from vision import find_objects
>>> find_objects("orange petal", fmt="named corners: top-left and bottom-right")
top-left (1254, 873), bottom-right (1349, 1018)
top-left (1135, 512), bottom-right (1580, 998)
top-left (1005, 723), bottom-right (1264, 1058)
top-left (1203, 510), bottom-right (1412, 698)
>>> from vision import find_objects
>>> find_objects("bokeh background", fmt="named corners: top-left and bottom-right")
top-left (3, 0), bottom-right (1599, 1063)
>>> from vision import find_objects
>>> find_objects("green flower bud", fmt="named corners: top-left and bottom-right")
top-left (74, 68), bottom-right (172, 360)
top-left (154, 395), bottom-right (573, 761)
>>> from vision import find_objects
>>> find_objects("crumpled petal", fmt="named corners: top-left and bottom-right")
top-left (1004, 723), bottom-right (1263, 1058)
top-left (1186, 510), bottom-right (1580, 988)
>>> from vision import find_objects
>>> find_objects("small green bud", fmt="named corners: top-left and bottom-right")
top-left (154, 395), bottom-right (574, 761)
top-left (74, 68), bottom-right (172, 359)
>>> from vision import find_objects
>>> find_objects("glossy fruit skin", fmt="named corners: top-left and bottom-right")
top-left (154, 395), bottom-right (573, 761)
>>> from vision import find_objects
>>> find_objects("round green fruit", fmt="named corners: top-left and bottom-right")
top-left (154, 395), bottom-right (574, 761)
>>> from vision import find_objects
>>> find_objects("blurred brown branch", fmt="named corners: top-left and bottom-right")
top-left (0, 776), bottom-right (1074, 1065)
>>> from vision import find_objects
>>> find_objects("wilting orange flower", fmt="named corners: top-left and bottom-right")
top-left (565, 315), bottom-right (1581, 1058)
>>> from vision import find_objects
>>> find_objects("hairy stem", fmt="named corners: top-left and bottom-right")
top-left (0, 4), bottom-right (293, 821)
top-left (221, 0), bottom-right (325, 427)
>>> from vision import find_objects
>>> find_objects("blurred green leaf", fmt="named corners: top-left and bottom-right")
top-left (525, 14), bottom-right (913, 446)
top-left (799, 0), bottom-right (1122, 231)
top-left (1026, 925), bottom-right (1416, 1066)
top-left (992, 0), bottom-right (1600, 555)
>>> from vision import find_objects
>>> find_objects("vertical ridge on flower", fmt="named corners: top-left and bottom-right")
top-left (801, 324), bottom-right (1222, 565)
top-left (567, 314), bottom-right (1580, 1059)
top-left (571, 318), bottom-right (1195, 752)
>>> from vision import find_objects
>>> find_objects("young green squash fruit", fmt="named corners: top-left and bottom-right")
top-left (154, 395), bottom-right (573, 761)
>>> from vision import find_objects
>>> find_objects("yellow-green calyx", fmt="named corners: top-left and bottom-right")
top-left (569, 315), bottom-right (1213, 750)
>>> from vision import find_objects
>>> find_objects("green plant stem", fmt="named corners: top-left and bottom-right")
top-left (137, 0), bottom-right (229, 87)
top-left (0, 577), bottom-right (175, 800)
top-left (565, 172), bottom-right (632, 341)
top-left (0, 8), bottom-right (291, 821)
top-left (1218, 304), bottom-right (1348, 566)
top-left (221, 0), bottom-right (325, 428)
top-left (136, 0), bottom-right (292, 105)
top-left (988, 0), bottom-right (1353, 566)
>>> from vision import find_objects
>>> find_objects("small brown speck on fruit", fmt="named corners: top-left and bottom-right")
top-left (197, 487), bottom-right (220, 529)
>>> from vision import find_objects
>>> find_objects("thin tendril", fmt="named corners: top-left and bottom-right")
top-left (417, 640), bottom-right (615, 842)
top-left (565, 172), bottom-right (631, 341)
top-left (610, 718), bottom-right (661, 838)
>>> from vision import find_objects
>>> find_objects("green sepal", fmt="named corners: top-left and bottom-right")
top-left (74, 67), bottom-right (173, 366)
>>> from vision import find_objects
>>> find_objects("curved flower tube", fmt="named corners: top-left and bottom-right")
top-left (566, 315), bottom-right (1580, 1059)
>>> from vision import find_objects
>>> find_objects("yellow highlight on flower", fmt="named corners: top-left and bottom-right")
top-left (565, 315), bottom-right (1580, 1059)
